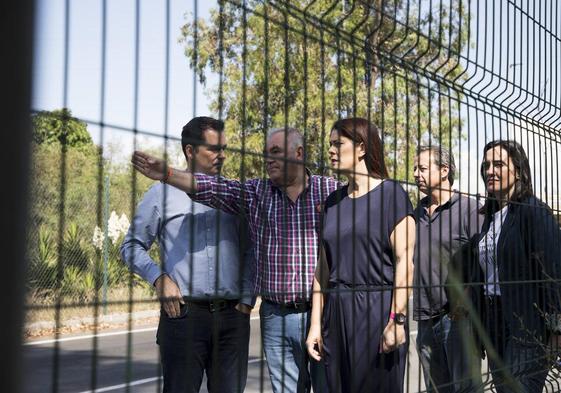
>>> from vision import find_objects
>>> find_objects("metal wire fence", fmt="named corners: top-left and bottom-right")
top-left (23, 0), bottom-right (561, 392)
top-left (26, 169), bottom-right (154, 318)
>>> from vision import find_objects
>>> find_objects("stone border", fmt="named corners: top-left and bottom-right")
top-left (24, 309), bottom-right (160, 337)
top-left (24, 298), bottom-right (263, 338)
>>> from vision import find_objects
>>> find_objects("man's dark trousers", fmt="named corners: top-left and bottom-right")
top-left (157, 299), bottom-right (250, 393)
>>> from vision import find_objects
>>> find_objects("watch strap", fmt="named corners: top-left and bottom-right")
top-left (390, 312), bottom-right (406, 324)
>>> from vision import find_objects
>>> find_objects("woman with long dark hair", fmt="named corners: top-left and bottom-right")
top-left (471, 140), bottom-right (561, 392)
top-left (305, 118), bottom-right (415, 393)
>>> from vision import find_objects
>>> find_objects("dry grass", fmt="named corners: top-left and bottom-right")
top-left (24, 286), bottom-right (158, 326)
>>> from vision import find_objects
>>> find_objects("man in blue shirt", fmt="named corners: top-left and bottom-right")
top-left (120, 116), bottom-right (255, 393)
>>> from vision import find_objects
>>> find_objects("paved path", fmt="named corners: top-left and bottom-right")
top-left (23, 312), bottom-right (427, 392)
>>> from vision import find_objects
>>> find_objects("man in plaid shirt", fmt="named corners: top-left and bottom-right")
top-left (133, 127), bottom-right (340, 393)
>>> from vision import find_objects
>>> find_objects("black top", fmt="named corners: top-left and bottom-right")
top-left (458, 196), bottom-right (561, 343)
top-left (413, 193), bottom-right (482, 321)
top-left (322, 180), bottom-right (414, 288)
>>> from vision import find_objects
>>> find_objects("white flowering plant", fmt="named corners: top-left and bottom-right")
top-left (92, 211), bottom-right (130, 250)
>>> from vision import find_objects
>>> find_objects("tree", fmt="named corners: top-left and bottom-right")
top-left (180, 0), bottom-right (470, 181)
top-left (32, 108), bottom-right (94, 152)
top-left (27, 109), bottom-right (159, 306)
top-left (28, 140), bottom-right (156, 302)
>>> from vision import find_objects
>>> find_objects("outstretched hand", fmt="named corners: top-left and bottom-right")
top-left (132, 151), bottom-right (168, 181)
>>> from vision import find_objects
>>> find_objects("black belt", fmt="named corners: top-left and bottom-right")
top-left (429, 310), bottom-right (448, 324)
top-left (184, 298), bottom-right (239, 313)
top-left (264, 299), bottom-right (311, 311)
top-left (429, 304), bottom-right (450, 320)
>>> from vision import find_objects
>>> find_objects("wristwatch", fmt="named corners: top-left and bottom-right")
top-left (390, 312), bottom-right (407, 325)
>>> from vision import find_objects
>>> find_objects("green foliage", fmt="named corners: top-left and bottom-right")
top-left (61, 266), bottom-right (86, 298)
top-left (105, 256), bottom-right (134, 287)
top-left (28, 227), bottom-right (58, 290)
top-left (62, 223), bottom-right (91, 269)
top-left (180, 0), bottom-right (470, 181)
top-left (27, 218), bottom-right (154, 302)
top-left (29, 142), bottom-right (154, 242)
top-left (28, 116), bottom-right (159, 304)
top-left (32, 108), bottom-right (94, 152)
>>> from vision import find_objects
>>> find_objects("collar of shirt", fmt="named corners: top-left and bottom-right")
top-left (419, 190), bottom-right (460, 221)
top-left (270, 168), bottom-right (312, 199)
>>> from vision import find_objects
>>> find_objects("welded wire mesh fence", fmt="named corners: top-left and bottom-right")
top-left (24, 0), bottom-right (561, 392)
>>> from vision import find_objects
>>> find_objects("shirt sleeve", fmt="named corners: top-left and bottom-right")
top-left (331, 178), bottom-right (345, 192)
top-left (238, 215), bottom-right (257, 307)
top-left (463, 197), bottom-right (483, 239)
top-left (384, 181), bottom-right (415, 237)
top-left (523, 201), bottom-right (561, 317)
top-left (119, 185), bottom-right (163, 286)
top-left (192, 174), bottom-right (254, 216)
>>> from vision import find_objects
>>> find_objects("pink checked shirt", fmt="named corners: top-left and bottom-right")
top-left (193, 172), bottom-right (340, 303)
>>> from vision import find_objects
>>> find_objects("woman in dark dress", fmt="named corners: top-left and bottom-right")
top-left (465, 140), bottom-right (561, 393)
top-left (306, 118), bottom-right (415, 393)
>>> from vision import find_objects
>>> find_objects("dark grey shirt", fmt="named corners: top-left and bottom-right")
top-left (413, 192), bottom-right (482, 321)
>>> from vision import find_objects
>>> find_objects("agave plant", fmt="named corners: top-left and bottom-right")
top-left (27, 226), bottom-right (58, 289)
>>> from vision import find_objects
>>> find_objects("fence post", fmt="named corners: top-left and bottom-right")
top-left (102, 175), bottom-right (110, 315)
top-left (1, 1), bottom-right (35, 392)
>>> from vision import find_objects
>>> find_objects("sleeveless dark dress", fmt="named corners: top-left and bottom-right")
top-left (321, 180), bottom-right (414, 393)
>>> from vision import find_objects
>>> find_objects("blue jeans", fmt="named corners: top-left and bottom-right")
top-left (260, 300), bottom-right (328, 393)
top-left (416, 314), bottom-right (482, 393)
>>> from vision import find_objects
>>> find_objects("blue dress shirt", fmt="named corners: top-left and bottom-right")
top-left (120, 183), bottom-right (255, 306)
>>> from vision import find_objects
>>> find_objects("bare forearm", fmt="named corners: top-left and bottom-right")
top-left (131, 151), bottom-right (198, 193)
top-left (306, 274), bottom-right (325, 360)
top-left (389, 216), bottom-right (416, 315)
top-left (165, 168), bottom-right (197, 193)
top-left (311, 247), bottom-right (330, 326)
top-left (310, 276), bottom-right (324, 326)
top-left (392, 258), bottom-right (414, 314)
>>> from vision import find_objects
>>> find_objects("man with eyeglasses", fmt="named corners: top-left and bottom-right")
top-left (121, 116), bottom-right (255, 393)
